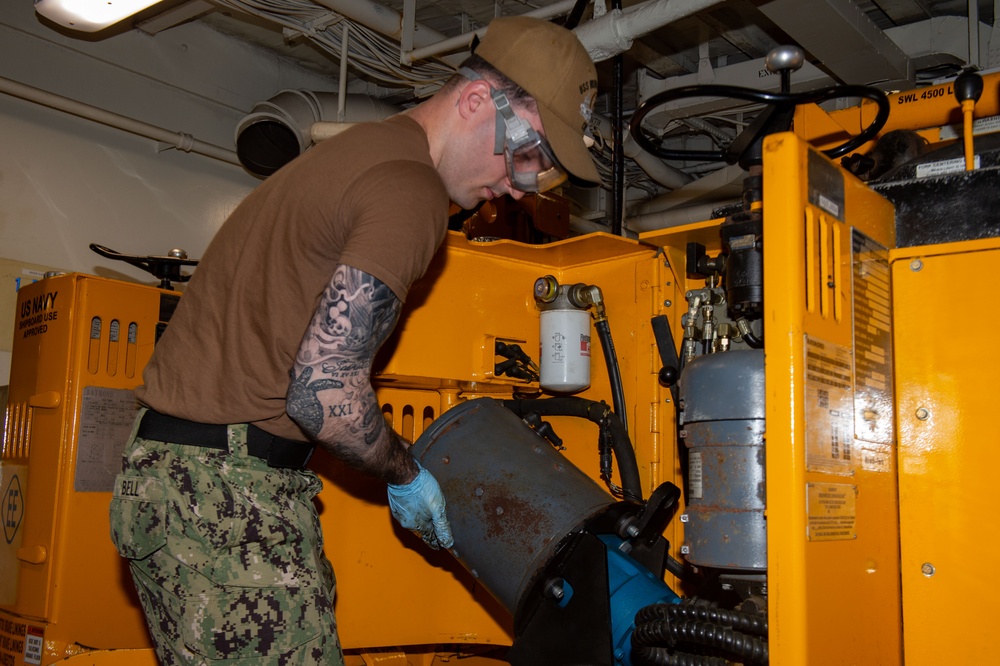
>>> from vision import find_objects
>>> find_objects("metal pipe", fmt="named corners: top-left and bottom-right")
top-left (593, 114), bottom-right (693, 189)
top-left (611, 3), bottom-right (625, 236)
top-left (338, 23), bottom-right (349, 122)
top-left (0, 74), bottom-right (240, 165)
top-left (312, 0), bottom-right (448, 45)
top-left (970, 0), bottom-right (980, 67)
top-left (402, 0), bottom-right (578, 64)
top-left (628, 201), bottom-right (730, 233)
top-left (575, 0), bottom-right (725, 63)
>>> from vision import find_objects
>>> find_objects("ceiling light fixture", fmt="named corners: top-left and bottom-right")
top-left (34, 0), bottom-right (166, 32)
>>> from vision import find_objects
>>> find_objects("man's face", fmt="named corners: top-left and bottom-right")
top-left (443, 91), bottom-right (545, 210)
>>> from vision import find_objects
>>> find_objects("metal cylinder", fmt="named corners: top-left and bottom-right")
top-left (411, 398), bottom-right (614, 615)
top-left (535, 276), bottom-right (592, 394)
top-left (679, 349), bottom-right (766, 570)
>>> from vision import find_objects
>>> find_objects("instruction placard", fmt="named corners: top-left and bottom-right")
top-left (807, 483), bottom-right (857, 541)
top-left (805, 336), bottom-right (855, 474)
top-left (852, 231), bottom-right (894, 473)
top-left (75, 387), bottom-right (140, 492)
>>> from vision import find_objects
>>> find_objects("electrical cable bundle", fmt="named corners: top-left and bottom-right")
top-left (214, 0), bottom-right (455, 87)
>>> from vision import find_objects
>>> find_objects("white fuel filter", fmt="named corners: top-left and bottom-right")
top-left (534, 276), bottom-right (592, 393)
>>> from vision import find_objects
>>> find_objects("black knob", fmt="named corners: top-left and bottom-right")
top-left (658, 366), bottom-right (679, 387)
top-left (954, 70), bottom-right (984, 104)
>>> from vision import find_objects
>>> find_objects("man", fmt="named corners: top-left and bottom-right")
top-left (108, 14), bottom-right (600, 665)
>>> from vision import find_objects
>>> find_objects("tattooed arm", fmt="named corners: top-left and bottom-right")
top-left (287, 264), bottom-right (418, 485)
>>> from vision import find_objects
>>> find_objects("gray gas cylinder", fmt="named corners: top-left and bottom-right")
top-left (411, 397), bottom-right (615, 615)
top-left (679, 349), bottom-right (767, 570)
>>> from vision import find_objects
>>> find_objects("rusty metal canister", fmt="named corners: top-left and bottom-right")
top-left (411, 397), bottom-right (614, 615)
top-left (679, 348), bottom-right (767, 570)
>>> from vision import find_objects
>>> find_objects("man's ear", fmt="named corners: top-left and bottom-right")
top-left (457, 79), bottom-right (492, 120)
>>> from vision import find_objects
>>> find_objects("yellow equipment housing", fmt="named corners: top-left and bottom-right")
top-left (2, 73), bottom-right (999, 665)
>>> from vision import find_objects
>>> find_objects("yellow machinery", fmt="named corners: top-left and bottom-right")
top-left (2, 69), bottom-right (999, 665)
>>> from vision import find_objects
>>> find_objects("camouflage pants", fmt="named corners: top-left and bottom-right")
top-left (109, 410), bottom-right (344, 665)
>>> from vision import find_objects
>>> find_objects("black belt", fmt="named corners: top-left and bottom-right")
top-left (138, 409), bottom-right (315, 470)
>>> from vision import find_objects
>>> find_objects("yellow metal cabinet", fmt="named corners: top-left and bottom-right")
top-left (892, 238), bottom-right (1000, 665)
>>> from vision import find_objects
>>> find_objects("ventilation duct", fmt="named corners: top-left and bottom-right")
top-left (235, 90), bottom-right (399, 178)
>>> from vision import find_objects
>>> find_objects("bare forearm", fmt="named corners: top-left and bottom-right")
top-left (287, 265), bottom-right (417, 485)
top-left (288, 368), bottom-right (416, 483)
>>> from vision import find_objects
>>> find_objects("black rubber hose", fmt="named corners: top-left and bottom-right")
top-left (633, 619), bottom-right (768, 665)
top-left (742, 328), bottom-right (763, 349)
top-left (635, 603), bottom-right (768, 637)
top-left (562, 0), bottom-right (590, 29)
top-left (629, 84), bottom-right (890, 162)
top-left (595, 318), bottom-right (629, 433)
top-left (500, 397), bottom-right (643, 502)
top-left (633, 646), bottom-right (728, 666)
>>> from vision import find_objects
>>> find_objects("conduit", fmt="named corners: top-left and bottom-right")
top-left (402, 0), bottom-right (577, 64)
top-left (235, 90), bottom-right (399, 177)
top-left (594, 113), bottom-right (693, 189)
top-left (574, 0), bottom-right (725, 63)
top-left (0, 74), bottom-right (240, 166)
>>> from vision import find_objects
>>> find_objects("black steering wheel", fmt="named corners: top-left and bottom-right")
top-left (90, 243), bottom-right (198, 290)
top-left (629, 50), bottom-right (890, 166)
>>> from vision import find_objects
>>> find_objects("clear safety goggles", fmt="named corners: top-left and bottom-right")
top-left (461, 68), bottom-right (568, 193)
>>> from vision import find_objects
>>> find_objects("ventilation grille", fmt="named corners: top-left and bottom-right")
top-left (805, 207), bottom-right (844, 322)
top-left (2, 401), bottom-right (31, 461)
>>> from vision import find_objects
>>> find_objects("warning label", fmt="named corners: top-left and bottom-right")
top-left (0, 616), bottom-right (26, 665)
top-left (688, 451), bottom-right (703, 500)
top-left (23, 625), bottom-right (42, 665)
top-left (804, 336), bottom-right (855, 474)
top-left (807, 483), bottom-right (857, 541)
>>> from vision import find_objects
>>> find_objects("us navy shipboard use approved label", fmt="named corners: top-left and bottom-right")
top-left (807, 483), bottom-right (857, 541)
top-left (805, 336), bottom-right (855, 474)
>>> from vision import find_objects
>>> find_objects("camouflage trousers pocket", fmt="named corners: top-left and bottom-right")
top-left (176, 584), bottom-right (334, 661)
top-left (109, 473), bottom-right (167, 561)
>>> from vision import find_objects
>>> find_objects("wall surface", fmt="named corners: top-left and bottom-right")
top-left (0, 2), bottom-right (340, 382)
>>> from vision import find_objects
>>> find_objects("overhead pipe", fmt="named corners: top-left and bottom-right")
top-left (312, 0), bottom-right (449, 52)
top-left (0, 74), bottom-right (239, 166)
top-left (574, 0), bottom-right (725, 63)
top-left (609, 0), bottom-right (625, 236)
top-left (628, 201), bottom-right (731, 233)
top-left (632, 163), bottom-right (744, 215)
top-left (402, 0), bottom-right (578, 64)
top-left (594, 113), bottom-right (693, 189)
top-left (235, 90), bottom-right (399, 177)
top-left (338, 23), bottom-right (350, 122)
top-left (401, 0), bottom-right (723, 68)
top-left (969, 0), bottom-right (980, 67)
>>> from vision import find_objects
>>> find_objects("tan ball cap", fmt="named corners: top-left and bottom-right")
top-left (474, 16), bottom-right (601, 185)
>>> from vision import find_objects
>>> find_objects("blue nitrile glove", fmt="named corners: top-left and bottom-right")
top-left (387, 461), bottom-right (454, 550)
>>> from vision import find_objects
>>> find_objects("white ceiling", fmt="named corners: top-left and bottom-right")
top-left (48, 0), bottom-right (1000, 227)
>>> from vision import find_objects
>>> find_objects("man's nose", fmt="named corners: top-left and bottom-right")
top-left (505, 178), bottom-right (526, 201)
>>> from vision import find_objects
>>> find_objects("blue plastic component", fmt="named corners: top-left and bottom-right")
top-left (556, 578), bottom-right (575, 608)
top-left (599, 534), bottom-right (681, 666)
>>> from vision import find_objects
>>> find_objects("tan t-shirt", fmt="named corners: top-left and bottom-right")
top-left (136, 114), bottom-right (448, 440)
